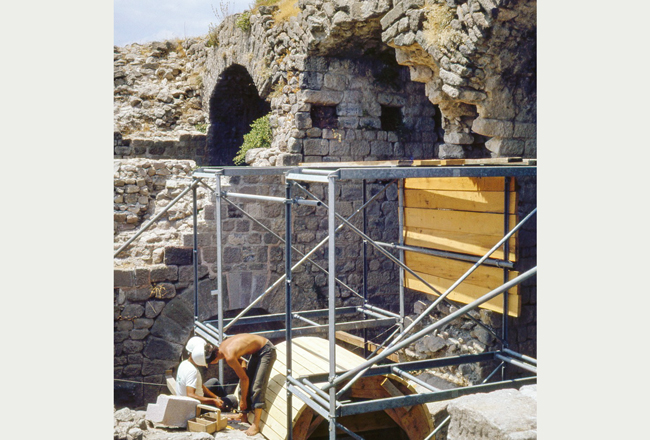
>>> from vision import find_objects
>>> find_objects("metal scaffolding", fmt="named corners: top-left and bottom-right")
top-left (187, 163), bottom-right (537, 440)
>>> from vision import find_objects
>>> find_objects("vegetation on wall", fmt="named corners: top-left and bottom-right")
top-left (422, 1), bottom-right (463, 48)
top-left (236, 10), bottom-right (252, 31)
top-left (234, 113), bottom-right (272, 165)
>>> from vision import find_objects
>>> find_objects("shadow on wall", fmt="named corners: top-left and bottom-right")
top-left (207, 64), bottom-right (270, 165)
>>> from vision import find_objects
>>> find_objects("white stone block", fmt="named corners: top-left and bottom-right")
top-left (145, 394), bottom-right (199, 428)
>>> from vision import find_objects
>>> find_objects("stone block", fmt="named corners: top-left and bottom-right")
top-left (514, 122), bottom-right (536, 138)
top-left (485, 137), bottom-right (525, 156)
top-left (164, 247), bottom-right (193, 266)
top-left (114, 269), bottom-right (135, 288)
top-left (143, 336), bottom-right (183, 362)
top-left (472, 118), bottom-right (514, 137)
top-left (150, 265), bottom-right (178, 283)
top-left (126, 288), bottom-right (152, 302)
top-left (301, 89), bottom-right (344, 105)
top-left (145, 300), bottom-right (165, 319)
top-left (145, 395), bottom-right (199, 428)
top-left (380, 1), bottom-right (405, 29)
top-left (324, 73), bottom-right (347, 91)
top-left (444, 132), bottom-right (474, 144)
top-left (278, 153), bottom-right (301, 166)
top-left (447, 389), bottom-right (536, 440)
top-left (121, 304), bottom-right (145, 320)
top-left (303, 139), bottom-right (329, 156)
top-left (439, 143), bottom-right (466, 159)
top-left (293, 112), bottom-right (311, 130)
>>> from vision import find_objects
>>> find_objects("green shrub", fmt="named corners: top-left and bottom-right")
top-left (234, 114), bottom-right (272, 165)
top-left (236, 11), bottom-right (252, 31)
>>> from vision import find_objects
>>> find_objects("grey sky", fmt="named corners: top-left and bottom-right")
top-left (114, 0), bottom-right (252, 47)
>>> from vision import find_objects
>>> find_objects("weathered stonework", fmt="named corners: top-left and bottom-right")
top-left (113, 0), bottom-right (537, 410)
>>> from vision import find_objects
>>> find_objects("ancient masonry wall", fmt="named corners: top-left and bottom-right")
top-left (114, 0), bottom-right (537, 408)
top-left (114, 159), bottom-right (535, 406)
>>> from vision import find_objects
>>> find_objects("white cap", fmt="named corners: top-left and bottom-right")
top-left (191, 342), bottom-right (208, 367)
top-left (185, 336), bottom-right (206, 353)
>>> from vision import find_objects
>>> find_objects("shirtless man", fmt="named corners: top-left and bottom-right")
top-left (208, 334), bottom-right (276, 436)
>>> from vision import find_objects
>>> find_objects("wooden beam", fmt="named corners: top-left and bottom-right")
top-left (404, 270), bottom-right (521, 317)
top-left (404, 188), bottom-right (517, 214)
top-left (381, 378), bottom-right (412, 412)
top-left (404, 251), bottom-right (519, 292)
top-left (403, 226), bottom-right (517, 261)
top-left (404, 208), bottom-right (518, 238)
top-left (292, 407), bottom-right (313, 440)
top-left (335, 331), bottom-right (400, 363)
top-left (405, 176), bottom-right (516, 191)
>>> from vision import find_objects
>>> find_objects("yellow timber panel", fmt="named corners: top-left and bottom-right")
top-left (404, 189), bottom-right (517, 214)
top-left (404, 252), bottom-right (519, 293)
top-left (261, 337), bottom-right (368, 440)
top-left (404, 207), bottom-right (518, 238)
top-left (403, 226), bottom-right (516, 261)
top-left (404, 271), bottom-right (520, 317)
top-left (404, 176), bottom-right (515, 192)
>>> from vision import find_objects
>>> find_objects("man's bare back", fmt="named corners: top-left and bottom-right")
top-left (217, 333), bottom-right (268, 361)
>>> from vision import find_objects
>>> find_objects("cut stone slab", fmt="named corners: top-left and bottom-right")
top-left (145, 394), bottom-right (200, 428)
top-left (446, 388), bottom-right (537, 440)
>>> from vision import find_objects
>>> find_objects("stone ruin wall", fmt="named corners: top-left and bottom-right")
top-left (114, 159), bottom-right (536, 406)
top-left (114, 0), bottom-right (536, 408)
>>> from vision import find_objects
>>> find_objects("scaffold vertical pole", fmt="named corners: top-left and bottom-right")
top-left (328, 174), bottom-right (337, 440)
top-left (362, 179), bottom-right (369, 358)
top-left (192, 182), bottom-right (199, 321)
top-left (398, 178), bottom-right (405, 331)
top-left (502, 176), bottom-right (511, 380)
top-left (216, 174), bottom-right (224, 383)
top-left (285, 180), bottom-right (294, 440)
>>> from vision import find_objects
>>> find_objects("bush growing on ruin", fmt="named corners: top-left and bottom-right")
top-left (234, 113), bottom-right (272, 165)
top-left (236, 11), bottom-right (252, 31)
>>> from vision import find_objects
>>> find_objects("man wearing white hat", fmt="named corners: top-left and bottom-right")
top-left (175, 336), bottom-right (224, 408)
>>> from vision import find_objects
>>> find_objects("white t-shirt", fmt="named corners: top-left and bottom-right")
top-left (175, 359), bottom-right (203, 397)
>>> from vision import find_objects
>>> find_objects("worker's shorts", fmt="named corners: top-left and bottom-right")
top-left (245, 341), bottom-right (277, 410)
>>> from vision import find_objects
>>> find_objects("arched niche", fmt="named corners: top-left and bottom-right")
top-left (207, 64), bottom-right (270, 165)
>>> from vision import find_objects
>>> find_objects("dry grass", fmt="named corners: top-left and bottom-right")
top-left (422, 1), bottom-right (463, 48)
top-left (252, 0), bottom-right (299, 24)
top-left (273, 0), bottom-right (299, 23)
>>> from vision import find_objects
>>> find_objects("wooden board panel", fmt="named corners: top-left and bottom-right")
top-left (404, 208), bottom-right (517, 238)
top-left (260, 337), bottom-right (433, 440)
top-left (335, 331), bottom-right (400, 362)
top-left (403, 226), bottom-right (516, 261)
top-left (404, 252), bottom-right (519, 293)
top-left (410, 157), bottom-right (535, 167)
top-left (404, 270), bottom-right (521, 317)
top-left (404, 189), bottom-right (517, 214)
top-left (405, 177), bottom-right (515, 192)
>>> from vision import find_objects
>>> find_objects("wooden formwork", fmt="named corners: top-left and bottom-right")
top-left (254, 337), bottom-right (433, 440)
top-left (403, 176), bottom-right (522, 317)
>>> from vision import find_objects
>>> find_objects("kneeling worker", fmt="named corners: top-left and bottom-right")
top-left (208, 333), bottom-right (276, 436)
top-left (175, 337), bottom-right (224, 408)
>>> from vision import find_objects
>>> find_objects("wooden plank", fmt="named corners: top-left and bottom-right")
top-left (306, 414), bottom-right (324, 439)
top-left (411, 157), bottom-right (532, 167)
top-left (404, 207), bottom-right (518, 238)
top-left (405, 176), bottom-right (515, 191)
top-left (292, 407), bottom-right (313, 440)
top-left (308, 411), bottom-right (401, 438)
top-left (403, 226), bottom-right (517, 261)
top-left (404, 252), bottom-right (519, 292)
top-left (335, 331), bottom-right (400, 362)
top-left (298, 160), bottom-right (403, 168)
top-left (404, 271), bottom-right (521, 317)
top-left (381, 378), bottom-right (412, 412)
top-left (404, 188), bottom-right (517, 214)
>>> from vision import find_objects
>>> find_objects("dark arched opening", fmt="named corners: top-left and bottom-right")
top-left (207, 64), bottom-right (270, 165)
